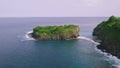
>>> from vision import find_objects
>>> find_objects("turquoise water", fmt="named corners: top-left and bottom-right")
top-left (0, 17), bottom-right (118, 68)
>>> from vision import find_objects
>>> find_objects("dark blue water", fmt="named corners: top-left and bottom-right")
top-left (0, 17), bottom-right (117, 68)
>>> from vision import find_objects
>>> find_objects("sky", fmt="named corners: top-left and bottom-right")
top-left (0, 0), bottom-right (120, 17)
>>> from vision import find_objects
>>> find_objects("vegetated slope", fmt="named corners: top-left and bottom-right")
top-left (31, 25), bottom-right (80, 40)
top-left (93, 16), bottom-right (120, 58)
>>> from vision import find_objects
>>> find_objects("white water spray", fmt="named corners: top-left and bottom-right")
top-left (77, 36), bottom-right (120, 68)
top-left (78, 36), bottom-right (100, 45)
top-left (25, 31), bottom-right (35, 40)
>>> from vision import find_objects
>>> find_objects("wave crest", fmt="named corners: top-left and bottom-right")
top-left (25, 31), bottom-right (35, 40)
top-left (77, 36), bottom-right (100, 45)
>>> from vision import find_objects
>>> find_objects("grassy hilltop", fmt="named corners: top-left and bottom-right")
top-left (93, 16), bottom-right (120, 58)
top-left (31, 25), bottom-right (79, 40)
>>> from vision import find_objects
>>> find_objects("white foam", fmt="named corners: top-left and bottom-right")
top-left (93, 43), bottom-right (120, 68)
top-left (25, 31), bottom-right (35, 40)
top-left (78, 36), bottom-right (120, 68)
top-left (78, 36), bottom-right (100, 45)
top-left (95, 46), bottom-right (120, 68)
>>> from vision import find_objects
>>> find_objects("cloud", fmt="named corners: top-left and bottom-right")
top-left (82, 0), bottom-right (101, 7)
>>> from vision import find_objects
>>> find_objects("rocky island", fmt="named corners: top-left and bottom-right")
top-left (93, 16), bottom-right (120, 58)
top-left (30, 25), bottom-right (80, 40)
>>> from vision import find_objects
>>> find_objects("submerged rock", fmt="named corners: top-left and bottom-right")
top-left (93, 16), bottom-right (120, 58)
top-left (31, 25), bottom-right (80, 40)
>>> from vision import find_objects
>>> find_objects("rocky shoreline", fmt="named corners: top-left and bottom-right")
top-left (93, 16), bottom-right (120, 58)
top-left (30, 25), bottom-right (80, 40)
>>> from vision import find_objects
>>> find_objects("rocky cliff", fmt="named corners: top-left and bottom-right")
top-left (31, 25), bottom-right (80, 40)
top-left (93, 16), bottom-right (120, 58)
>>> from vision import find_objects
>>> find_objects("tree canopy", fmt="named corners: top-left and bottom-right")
top-left (32, 25), bottom-right (79, 40)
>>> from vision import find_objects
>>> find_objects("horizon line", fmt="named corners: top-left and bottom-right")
top-left (0, 16), bottom-right (112, 18)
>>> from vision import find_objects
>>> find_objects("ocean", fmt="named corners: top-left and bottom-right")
top-left (0, 17), bottom-right (119, 68)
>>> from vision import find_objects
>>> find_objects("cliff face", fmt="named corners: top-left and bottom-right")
top-left (31, 25), bottom-right (80, 40)
top-left (93, 16), bottom-right (120, 58)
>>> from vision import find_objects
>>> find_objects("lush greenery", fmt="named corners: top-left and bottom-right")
top-left (32, 25), bottom-right (79, 40)
top-left (93, 16), bottom-right (120, 58)
top-left (93, 16), bottom-right (120, 41)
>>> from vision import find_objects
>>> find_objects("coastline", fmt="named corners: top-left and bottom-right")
top-left (93, 37), bottom-right (120, 68)
top-left (76, 36), bottom-right (120, 68)
top-left (26, 31), bottom-right (79, 41)
top-left (95, 45), bottom-right (120, 68)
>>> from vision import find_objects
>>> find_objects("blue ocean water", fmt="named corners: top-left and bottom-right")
top-left (0, 17), bottom-right (119, 68)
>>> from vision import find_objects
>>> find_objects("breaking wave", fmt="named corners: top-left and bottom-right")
top-left (77, 36), bottom-right (100, 45)
top-left (25, 31), bottom-right (35, 40)
top-left (78, 36), bottom-right (120, 68)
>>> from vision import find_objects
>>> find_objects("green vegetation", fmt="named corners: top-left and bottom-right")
top-left (93, 16), bottom-right (120, 41)
top-left (32, 25), bottom-right (79, 40)
top-left (93, 16), bottom-right (120, 58)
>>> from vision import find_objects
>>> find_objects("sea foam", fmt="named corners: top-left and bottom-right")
top-left (78, 36), bottom-right (120, 68)
top-left (77, 36), bottom-right (100, 45)
top-left (25, 31), bottom-right (35, 40)
top-left (95, 45), bottom-right (120, 68)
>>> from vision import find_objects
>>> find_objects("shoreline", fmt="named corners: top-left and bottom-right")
top-left (27, 31), bottom-right (80, 40)
top-left (93, 38), bottom-right (120, 68)
top-left (95, 45), bottom-right (120, 68)
top-left (79, 36), bottom-right (120, 68)
top-left (25, 31), bottom-right (35, 40)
